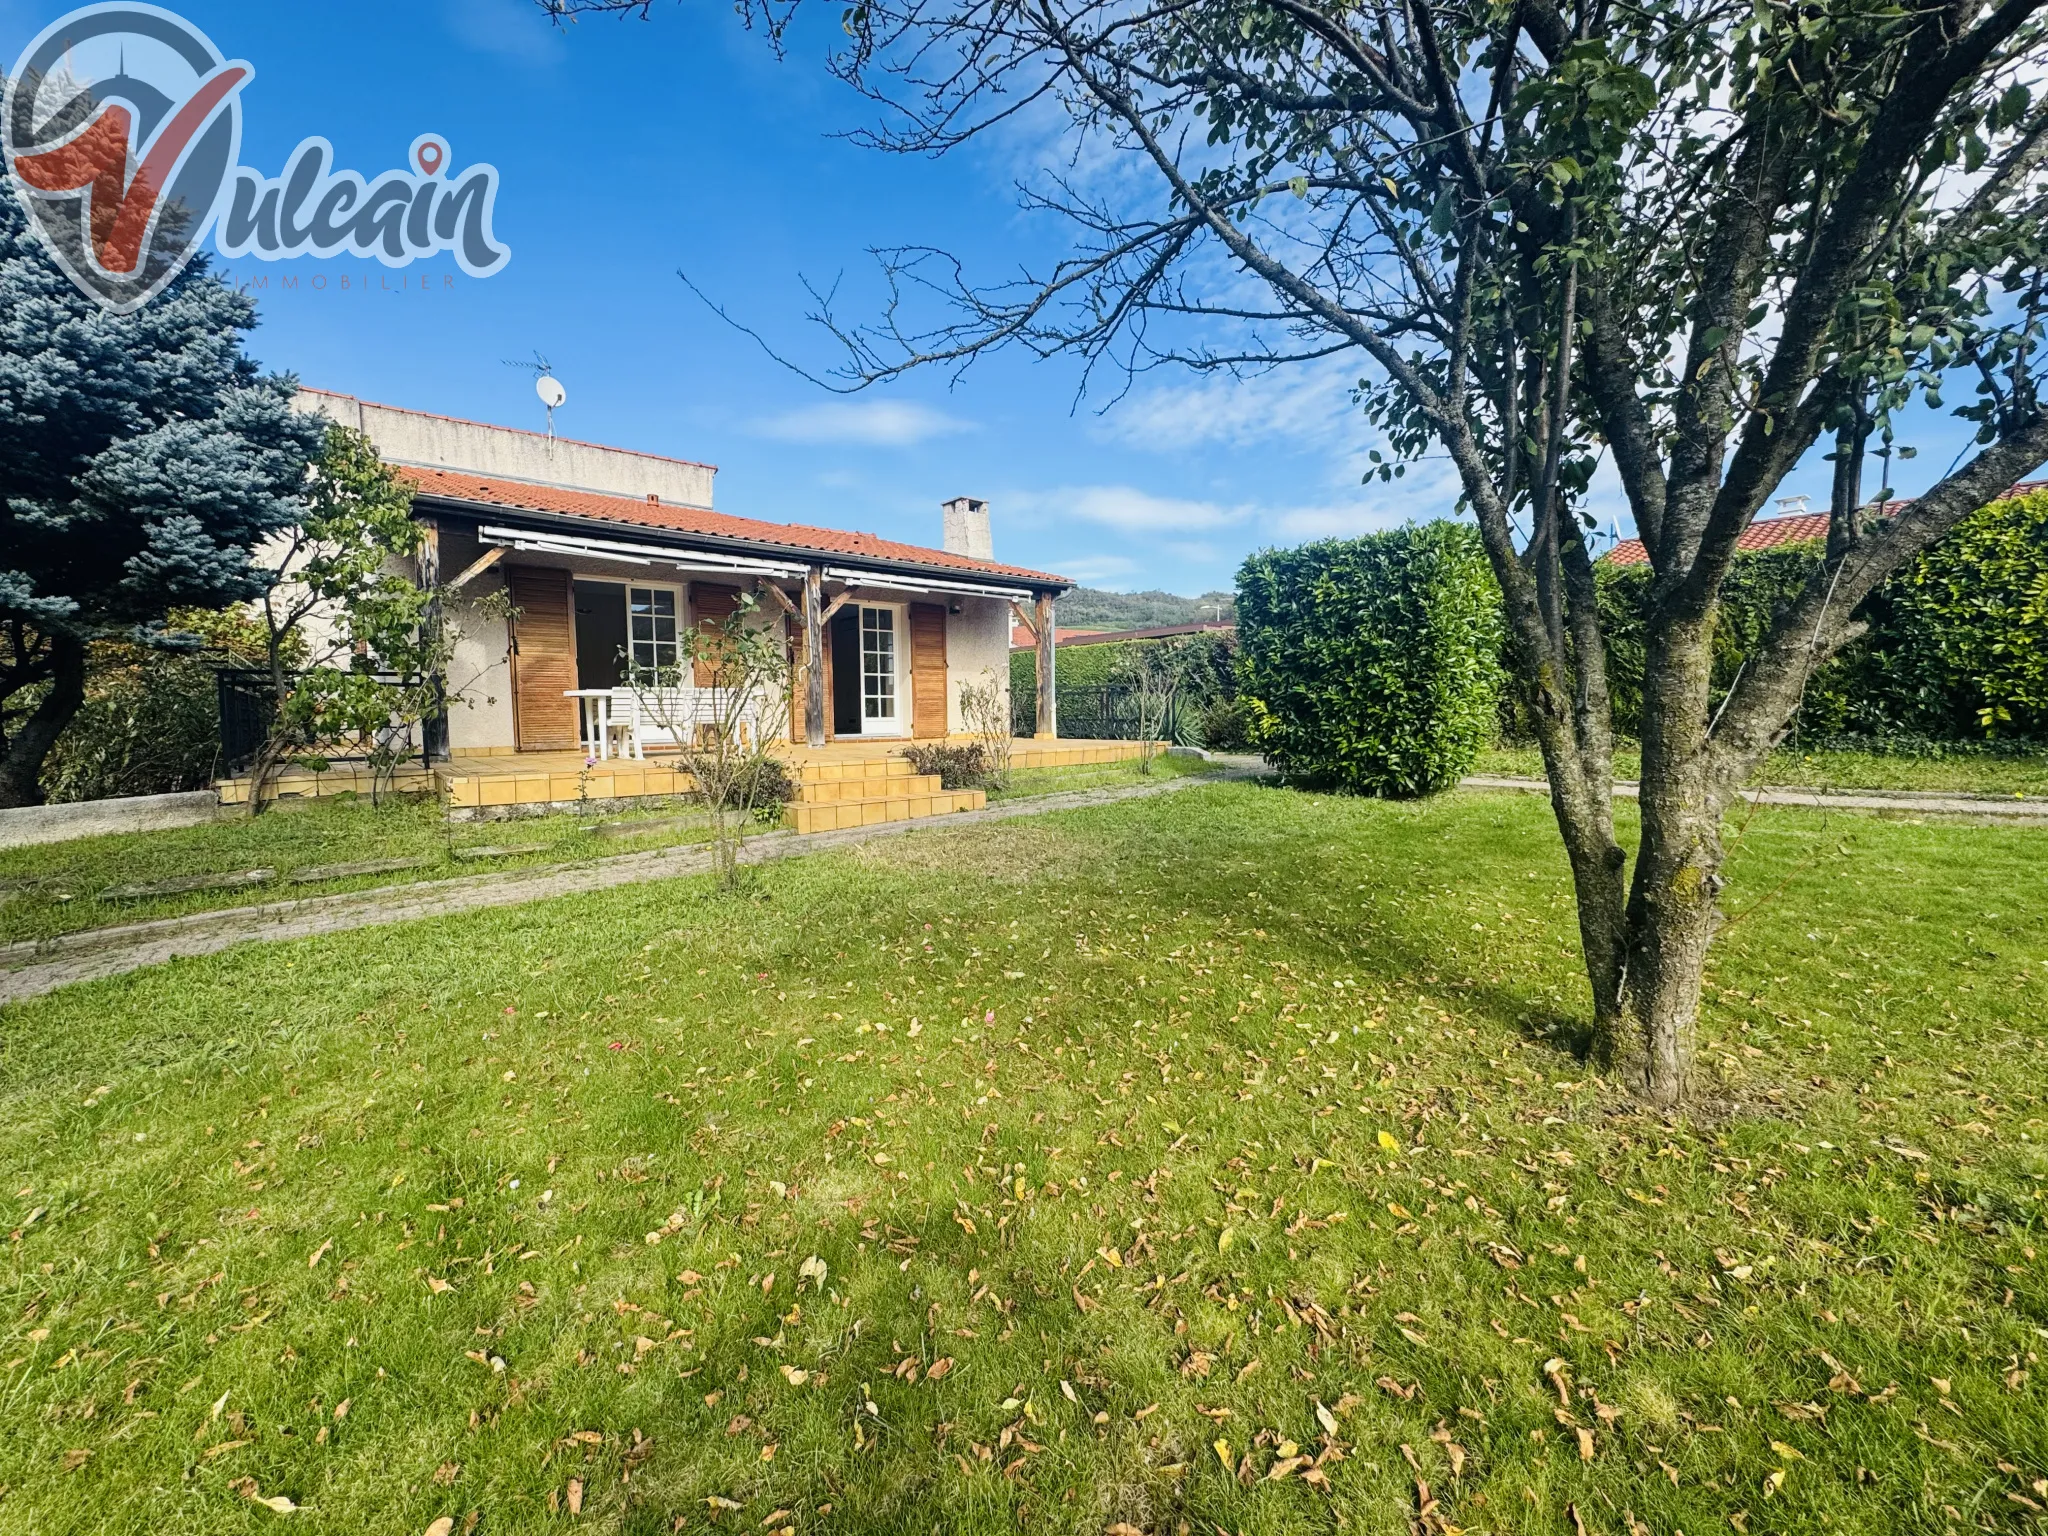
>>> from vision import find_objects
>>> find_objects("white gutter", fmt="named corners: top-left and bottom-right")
top-left (479, 525), bottom-right (809, 580)
top-left (821, 565), bottom-right (1038, 602)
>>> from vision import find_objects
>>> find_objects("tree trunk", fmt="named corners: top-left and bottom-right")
top-left (0, 631), bottom-right (87, 809)
top-left (1618, 613), bottom-right (1724, 1107)
top-left (1530, 725), bottom-right (1630, 1046)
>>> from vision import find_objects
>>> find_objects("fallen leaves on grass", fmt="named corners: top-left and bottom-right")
top-left (228, 1477), bottom-right (297, 1513)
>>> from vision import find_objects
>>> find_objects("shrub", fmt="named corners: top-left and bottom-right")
top-left (904, 742), bottom-right (990, 790)
top-left (1197, 696), bottom-right (1255, 752)
top-left (41, 648), bottom-right (222, 802)
top-left (738, 753), bottom-right (796, 819)
top-left (1237, 523), bottom-right (1504, 796)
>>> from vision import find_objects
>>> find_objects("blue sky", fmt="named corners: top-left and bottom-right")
top-left (1, 0), bottom-right (2003, 593)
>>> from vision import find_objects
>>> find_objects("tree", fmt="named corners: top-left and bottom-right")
top-left (958, 668), bottom-right (1016, 788)
top-left (0, 187), bottom-right (323, 808)
top-left (243, 425), bottom-right (426, 810)
top-left (1114, 634), bottom-right (1196, 771)
top-left (545, 0), bottom-right (2048, 1106)
top-left (625, 594), bottom-right (793, 889)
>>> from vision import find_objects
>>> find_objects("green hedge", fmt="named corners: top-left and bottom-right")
top-left (1592, 487), bottom-right (2048, 743)
top-left (1237, 523), bottom-right (1504, 796)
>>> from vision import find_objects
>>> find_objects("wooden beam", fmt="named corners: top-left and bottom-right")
top-left (1034, 591), bottom-right (1056, 740)
top-left (821, 589), bottom-right (857, 624)
top-left (755, 578), bottom-right (799, 618)
top-left (803, 565), bottom-right (827, 748)
top-left (444, 545), bottom-right (505, 593)
top-left (1009, 600), bottom-right (1038, 641)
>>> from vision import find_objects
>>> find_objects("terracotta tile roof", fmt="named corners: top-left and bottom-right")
top-left (1601, 480), bottom-right (2048, 567)
top-left (1011, 624), bottom-right (1111, 648)
top-left (398, 466), bottom-right (1070, 588)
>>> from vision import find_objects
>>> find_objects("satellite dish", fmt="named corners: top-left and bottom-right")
top-left (536, 375), bottom-right (567, 410)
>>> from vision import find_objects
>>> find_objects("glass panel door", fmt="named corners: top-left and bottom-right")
top-left (860, 607), bottom-right (898, 725)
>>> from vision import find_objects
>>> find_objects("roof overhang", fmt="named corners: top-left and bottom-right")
top-left (478, 524), bottom-right (810, 580)
top-left (417, 496), bottom-right (1071, 595)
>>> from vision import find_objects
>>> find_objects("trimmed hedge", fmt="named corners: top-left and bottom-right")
top-left (1591, 487), bottom-right (2048, 743)
top-left (1237, 523), bottom-right (1504, 796)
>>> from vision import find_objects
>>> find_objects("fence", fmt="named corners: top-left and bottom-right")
top-left (215, 669), bottom-right (434, 774)
top-left (1012, 685), bottom-right (1189, 743)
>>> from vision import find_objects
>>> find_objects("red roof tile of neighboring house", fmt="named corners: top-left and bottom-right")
top-left (398, 466), bottom-right (1071, 588)
top-left (1010, 625), bottom-right (1112, 648)
top-left (1601, 480), bottom-right (2048, 567)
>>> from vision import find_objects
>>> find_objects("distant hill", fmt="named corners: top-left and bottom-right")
top-left (1055, 587), bottom-right (1236, 628)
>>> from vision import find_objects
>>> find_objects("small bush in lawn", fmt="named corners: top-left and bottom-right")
top-left (904, 742), bottom-right (989, 790)
top-left (1237, 522), bottom-right (1503, 796)
top-left (741, 754), bottom-right (796, 822)
top-left (1197, 696), bottom-right (1255, 753)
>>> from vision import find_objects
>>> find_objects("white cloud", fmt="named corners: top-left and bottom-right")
top-left (444, 0), bottom-right (566, 63)
top-left (1100, 362), bottom-right (1359, 453)
top-left (1011, 484), bottom-right (1246, 532)
top-left (754, 400), bottom-right (972, 447)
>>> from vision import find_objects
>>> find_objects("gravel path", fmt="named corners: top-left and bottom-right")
top-left (0, 768), bottom-right (1252, 1005)
top-left (1461, 774), bottom-right (2048, 818)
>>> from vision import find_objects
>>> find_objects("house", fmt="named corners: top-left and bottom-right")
top-left (228, 391), bottom-right (1139, 821)
top-left (1602, 481), bottom-right (2048, 566)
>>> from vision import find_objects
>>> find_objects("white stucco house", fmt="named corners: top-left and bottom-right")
top-left (291, 390), bottom-right (1071, 766)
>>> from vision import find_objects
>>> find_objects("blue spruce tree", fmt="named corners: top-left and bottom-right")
top-left (0, 188), bottom-right (323, 806)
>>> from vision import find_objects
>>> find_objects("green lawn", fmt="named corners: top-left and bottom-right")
top-left (0, 756), bottom-right (1218, 947)
top-left (986, 750), bottom-right (1213, 802)
top-left (0, 797), bottom-right (721, 947)
top-left (1474, 743), bottom-right (2048, 796)
top-left (1, 783), bottom-right (2044, 1535)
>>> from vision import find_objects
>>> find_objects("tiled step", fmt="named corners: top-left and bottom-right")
top-left (797, 773), bottom-right (943, 804)
top-left (441, 762), bottom-right (694, 809)
top-left (1008, 742), bottom-right (1145, 770)
top-left (792, 755), bottom-right (920, 785)
top-left (791, 789), bottom-right (986, 834)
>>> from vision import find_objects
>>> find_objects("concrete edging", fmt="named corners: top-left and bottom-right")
top-left (1460, 774), bottom-right (2048, 819)
top-left (0, 791), bottom-right (224, 849)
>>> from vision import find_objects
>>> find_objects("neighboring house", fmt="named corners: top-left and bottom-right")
top-left (294, 391), bottom-right (1071, 758)
top-left (1602, 482), bottom-right (2048, 566)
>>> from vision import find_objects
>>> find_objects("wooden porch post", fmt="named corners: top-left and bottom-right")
top-left (804, 564), bottom-right (827, 748)
top-left (1034, 590), bottom-right (1056, 740)
top-left (417, 517), bottom-right (450, 762)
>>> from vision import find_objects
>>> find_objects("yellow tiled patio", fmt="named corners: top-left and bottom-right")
top-left (216, 736), bottom-right (1146, 826)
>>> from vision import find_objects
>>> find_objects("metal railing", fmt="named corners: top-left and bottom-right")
top-left (215, 668), bottom-right (433, 774)
top-left (1013, 685), bottom-right (1189, 743)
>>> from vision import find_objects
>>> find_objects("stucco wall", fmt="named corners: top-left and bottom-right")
top-left (445, 577), bottom-right (517, 751)
top-left (295, 389), bottom-right (717, 509)
top-left (946, 596), bottom-right (1013, 733)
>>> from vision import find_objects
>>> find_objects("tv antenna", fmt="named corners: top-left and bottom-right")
top-left (503, 351), bottom-right (566, 439)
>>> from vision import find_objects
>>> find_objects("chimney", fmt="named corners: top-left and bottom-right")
top-left (941, 496), bottom-right (993, 561)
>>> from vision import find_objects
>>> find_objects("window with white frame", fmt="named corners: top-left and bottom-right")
top-left (628, 586), bottom-right (680, 673)
top-left (861, 606), bottom-right (897, 720)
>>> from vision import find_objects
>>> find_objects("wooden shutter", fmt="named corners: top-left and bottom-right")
top-left (910, 602), bottom-right (948, 739)
top-left (508, 566), bottom-right (578, 752)
top-left (691, 583), bottom-right (742, 686)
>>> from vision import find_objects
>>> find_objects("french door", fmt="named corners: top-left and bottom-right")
top-left (859, 606), bottom-right (900, 732)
